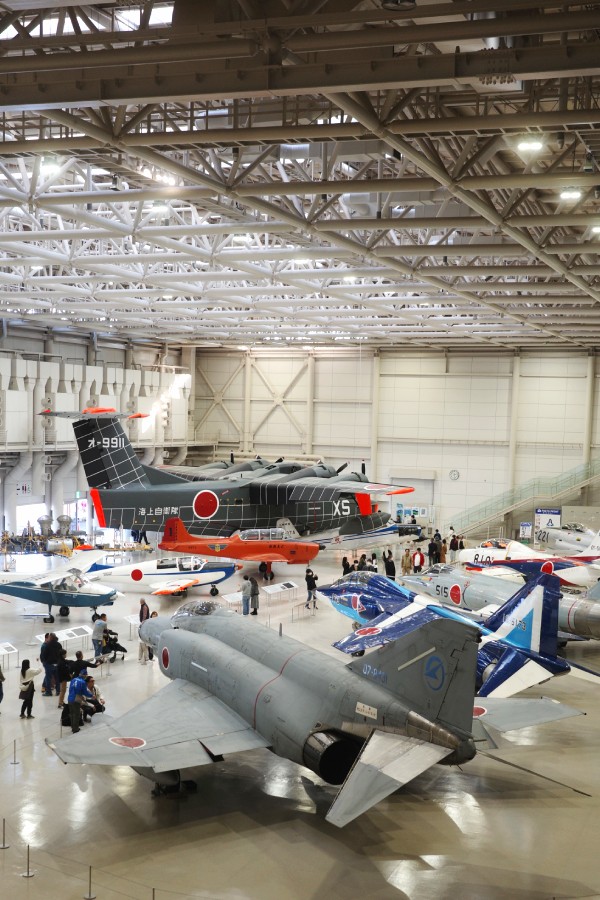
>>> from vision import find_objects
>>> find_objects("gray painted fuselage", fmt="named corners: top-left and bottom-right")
top-left (399, 566), bottom-right (600, 640)
top-left (141, 608), bottom-right (476, 772)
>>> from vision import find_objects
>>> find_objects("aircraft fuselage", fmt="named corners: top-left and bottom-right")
top-left (94, 482), bottom-right (388, 538)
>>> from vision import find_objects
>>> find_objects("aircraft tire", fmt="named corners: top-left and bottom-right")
top-left (210, 586), bottom-right (219, 596)
top-left (59, 606), bottom-right (70, 617)
top-left (91, 612), bottom-right (99, 622)
top-left (268, 571), bottom-right (275, 581)
top-left (44, 614), bottom-right (55, 624)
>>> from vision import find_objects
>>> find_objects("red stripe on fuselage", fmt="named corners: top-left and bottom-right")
top-left (355, 493), bottom-right (373, 515)
top-left (252, 649), bottom-right (305, 729)
top-left (89, 488), bottom-right (106, 528)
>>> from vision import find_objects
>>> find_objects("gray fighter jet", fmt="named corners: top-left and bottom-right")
top-left (399, 564), bottom-right (600, 641)
top-left (47, 600), bottom-right (581, 827)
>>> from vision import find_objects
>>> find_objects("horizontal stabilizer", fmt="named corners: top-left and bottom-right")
top-left (325, 730), bottom-right (450, 828)
top-left (478, 651), bottom-right (565, 699)
top-left (473, 696), bottom-right (583, 733)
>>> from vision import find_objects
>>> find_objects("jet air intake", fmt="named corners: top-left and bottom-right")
top-left (302, 730), bottom-right (363, 785)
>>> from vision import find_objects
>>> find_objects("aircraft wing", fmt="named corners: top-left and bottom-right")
top-left (47, 678), bottom-right (271, 772)
top-left (249, 477), bottom-right (413, 506)
top-left (326, 730), bottom-right (450, 828)
top-left (334, 607), bottom-right (441, 654)
top-left (150, 577), bottom-right (205, 595)
top-left (286, 478), bottom-right (413, 501)
top-left (67, 549), bottom-right (107, 571)
top-left (22, 550), bottom-right (109, 586)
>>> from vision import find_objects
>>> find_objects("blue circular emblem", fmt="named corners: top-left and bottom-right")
top-left (424, 655), bottom-right (446, 691)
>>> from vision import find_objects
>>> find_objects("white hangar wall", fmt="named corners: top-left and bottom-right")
top-left (195, 349), bottom-right (596, 529)
top-left (0, 330), bottom-right (191, 532)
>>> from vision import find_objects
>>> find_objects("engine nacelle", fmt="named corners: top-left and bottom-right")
top-left (302, 731), bottom-right (363, 785)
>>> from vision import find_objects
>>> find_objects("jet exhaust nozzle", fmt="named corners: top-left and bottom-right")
top-left (302, 730), bottom-right (364, 785)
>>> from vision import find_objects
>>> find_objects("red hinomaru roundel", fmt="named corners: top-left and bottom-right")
top-left (109, 736), bottom-right (147, 749)
top-left (193, 490), bottom-right (220, 519)
top-left (449, 584), bottom-right (462, 605)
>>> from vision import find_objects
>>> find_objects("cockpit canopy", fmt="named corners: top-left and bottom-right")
top-left (171, 599), bottom-right (223, 625)
top-left (425, 564), bottom-right (455, 576)
top-left (329, 571), bottom-right (376, 587)
top-left (561, 523), bottom-right (587, 532)
top-left (239, 528), bottom-right (287, 542)
top-left (478, 538), bottom-right (510, 549)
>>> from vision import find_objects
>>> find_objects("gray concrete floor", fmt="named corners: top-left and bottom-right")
top-left (0, 546), bottom-right (599, 900)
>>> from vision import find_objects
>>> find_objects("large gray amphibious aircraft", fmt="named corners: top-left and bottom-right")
top-left (42, 407), bottom-right (412, 540)
top-left (48, 600), bottom-right (580, 827)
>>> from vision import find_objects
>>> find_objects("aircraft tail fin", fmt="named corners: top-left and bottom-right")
top-left (346, 615), bottom-right (479, 736)
top-left (161, 517), bottom-right (192, 545)
top-left (484, 572), bottom-right (560, 657)
top-left (585, 529), bottom-right (600, 556)
top-left (72, 415), bottom-right (149, 489)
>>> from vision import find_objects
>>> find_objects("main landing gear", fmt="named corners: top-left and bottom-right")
top-left (209, 585), bottom-right (219, 596)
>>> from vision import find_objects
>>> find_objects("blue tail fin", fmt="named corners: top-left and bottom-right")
top-left (484, 572), bottom-right (560, 657)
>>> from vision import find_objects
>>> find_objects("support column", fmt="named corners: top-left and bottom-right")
top-left (87, 332), bottom-right (97, 367)
top-left (243, 352), bottom-right (252, 453)
top-left (369, 353), bottom-right (380, 480)
top-left (305, 352), bottom-right (315, 456)
top-left (181, 346), bottom-right (196, 442)
top-left (583, 353), bottom-right (595, 467)
top-left (4, 451), bottom-right (33, 533)
top-left (49, 450), bottom-right (78, 522)
top-left (507, 354), bottom-right (521, 490)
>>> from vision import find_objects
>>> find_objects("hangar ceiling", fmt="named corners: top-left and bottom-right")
top-left (0, 0), bottom-right (599, 350)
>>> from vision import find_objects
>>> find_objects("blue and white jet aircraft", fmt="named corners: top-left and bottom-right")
top-left (320, 571), bottom-right (600, 698)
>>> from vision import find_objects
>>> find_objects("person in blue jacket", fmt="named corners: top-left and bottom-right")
top-left (67, 674), bottom-right (95, 733)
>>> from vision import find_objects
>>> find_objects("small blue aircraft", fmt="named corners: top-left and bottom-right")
top-left (0, 550), bottom-right (119, 623)
top-left (320, 571), bottom-right (599, 698)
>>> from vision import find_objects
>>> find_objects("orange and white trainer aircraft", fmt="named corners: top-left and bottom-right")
top-left (159, 517), bottom-right (323, 579)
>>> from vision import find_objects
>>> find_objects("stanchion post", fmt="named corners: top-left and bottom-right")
top-left (279, 622), bottom-right (282, 637)
top-left (10, 738), bottom-right (19, 766)
top-left (0, 818), bottom-right (9, 849)
top-left (21, 843), bottom-right (34, 877)
top-left (83, 864), bottom-right (96, 899)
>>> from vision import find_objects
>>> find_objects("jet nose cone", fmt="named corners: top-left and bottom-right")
top-left (140, 616), bottom-right (170, 651)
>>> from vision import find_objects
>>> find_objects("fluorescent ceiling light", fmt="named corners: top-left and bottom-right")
top-left (517, 139), bottom-right (543, 152)
top-left (592, 226), bottom-right (600, 234)
top-left (560, 189), bottom-right (582, 200)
